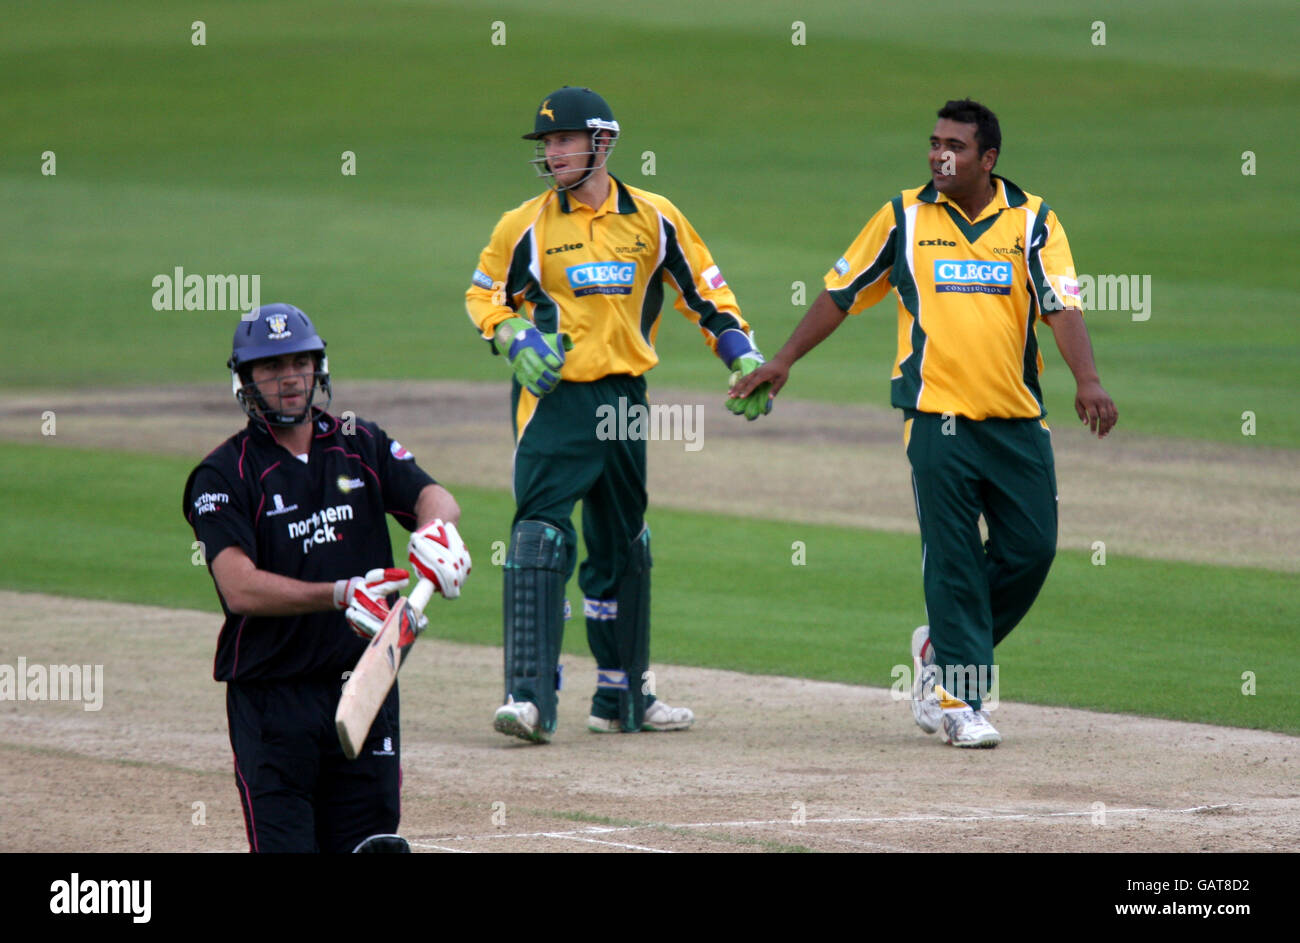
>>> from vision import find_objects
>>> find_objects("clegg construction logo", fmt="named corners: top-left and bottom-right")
top-left (287, 504), bottom-right (354, 554)
top-left (933, 259), bottom-right (1013, 295)
top-left (566, 261), bottom-right (635, 296)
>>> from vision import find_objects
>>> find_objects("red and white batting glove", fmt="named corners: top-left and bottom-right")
top-left (334, 567), bottom-right (410, 639)
top-left (407, 520), bottom-right (471, 599)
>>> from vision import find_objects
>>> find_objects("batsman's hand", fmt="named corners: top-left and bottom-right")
top-left (336, 567), bottom-right (410, 639)
top-left (725, 354), bottom-right (774, 420)
top-left (494, 317), bottom-right (573, 397)
top-left (408, 519), bottom-right (472, 599)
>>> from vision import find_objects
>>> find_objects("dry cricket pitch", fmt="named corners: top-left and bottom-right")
top-left (2, 591), bottom-right (1297, 853)
top-left (2, 382), bottom-right (1296, 852)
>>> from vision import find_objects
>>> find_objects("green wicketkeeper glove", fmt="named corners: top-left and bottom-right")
top-left (726, 353), bottom-right (773, 421)
top-left (493, 317), bottom-right (573, 397)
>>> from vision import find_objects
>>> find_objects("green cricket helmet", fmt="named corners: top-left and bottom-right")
top-left (524, 86), bottom-right (620, 191)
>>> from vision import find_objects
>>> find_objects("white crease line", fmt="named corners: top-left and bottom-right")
top-left (420, 804), bottom-right (1238, 845)
top-left (762, 827), bottom-right (916, 852)
top-left (408, 841), bottom-right (473, 853)
top-left (541, 833), bottom-right (673, 853)
top-left (423, 826), bottom-right (634, 842)
top-left (668, 805), bottom-right (1237, 828)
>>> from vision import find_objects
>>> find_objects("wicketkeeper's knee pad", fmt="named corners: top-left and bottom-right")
top-left (504, 520), bottom-right (567, 733)
top-left (612, 525), bottom-right (652, 731)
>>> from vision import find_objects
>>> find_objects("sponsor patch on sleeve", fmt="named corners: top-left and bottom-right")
top-left (702, 264), bottom-right (727, 289)
top-left (192, 492), bottom-right (229, 515)
top-left (390, 440), bottom-right (413, 461)
top-left (471, 269), bottom-right (494, 290)
top-left (834, 257), bottom-right (850, 276)
top-left (1058, 275), bottom-right (1080, 300)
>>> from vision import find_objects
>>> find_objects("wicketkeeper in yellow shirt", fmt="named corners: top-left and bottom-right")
top-left (734, 99), bottom-right (1117, 748)
top-left (466, 86), bottom-right (772, 743)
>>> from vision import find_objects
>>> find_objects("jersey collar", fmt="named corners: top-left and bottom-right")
top-left (246, 407), bottom-right (338, 441)
top-left (557, 175), bottom-right (638, 215)
top-left (916, 174), bottom-right (1028, 219)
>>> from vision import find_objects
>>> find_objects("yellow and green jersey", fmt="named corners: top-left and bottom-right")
top-left (466, 176), bottom-right (750, 382)
top-left (825, 175), bottom-right (1082, 420)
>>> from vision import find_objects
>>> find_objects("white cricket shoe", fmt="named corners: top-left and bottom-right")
top-left (910, 625), bottom-right (942, 734)
top-left (641, 699), bottom-right (694, 732)
top-left (939, 708), bottom-right (1001, 748)
top-left (587, 701), bottom-right (696, 732)
top-left (493, 696), bottom-right (550, 744)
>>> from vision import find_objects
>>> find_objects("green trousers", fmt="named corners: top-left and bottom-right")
top-left (905, 411), bottom-right (1058, 710)
top-left (511, 374), bottom-right (654, 718)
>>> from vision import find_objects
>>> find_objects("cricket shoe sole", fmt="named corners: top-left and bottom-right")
top-left (493, 697), bottom-right (551, 744)
top-left (939, 708), bottom-right (1001, 748)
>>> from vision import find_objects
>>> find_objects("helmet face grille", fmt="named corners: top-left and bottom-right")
top-left (528, 129), bottom-right (619, 191)
top-left (229, 305), bottom-right (331, 426)
top-left (232, 354), bottom-right (332, 427)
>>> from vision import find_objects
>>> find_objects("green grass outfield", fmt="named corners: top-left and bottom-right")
top-left (2, 1), bottom-right (1298, 447)
top-left (2, 442), bottom-right (1294, 735)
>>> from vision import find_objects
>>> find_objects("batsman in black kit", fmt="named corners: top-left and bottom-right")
top-left (183, 304), bottom-right (472, 853)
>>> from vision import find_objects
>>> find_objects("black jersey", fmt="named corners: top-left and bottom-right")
top-left (182, 409), bottom-right (436, 682)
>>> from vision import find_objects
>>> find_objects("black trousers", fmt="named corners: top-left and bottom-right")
top-left (227, 676), bottom-right (400, 853)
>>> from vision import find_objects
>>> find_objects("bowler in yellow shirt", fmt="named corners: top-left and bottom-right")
top-left (734, 98), bottom-right (1118, 748)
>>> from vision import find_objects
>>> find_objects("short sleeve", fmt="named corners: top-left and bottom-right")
top-left (184, 465), bottom-right (255, 566)
top-left (824, 201), bottom-right (898, 314)
top-left (371, 425), bottom-right (438, 532)
top-left (466, 211), bottom-right (530, 342)
top-left (656, 200), bottom-right (749, 351)
top-left (1029, 207), bottom-right (1081, 316)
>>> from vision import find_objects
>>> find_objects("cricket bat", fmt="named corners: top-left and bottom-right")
top-left (336, 578), bottom-right (435, 760)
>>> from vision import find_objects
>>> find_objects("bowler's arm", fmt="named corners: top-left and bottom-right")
top-left (729, 290), bottom-right (849, 399)
top-left (1041, 307), bottom-right (1118, 438)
